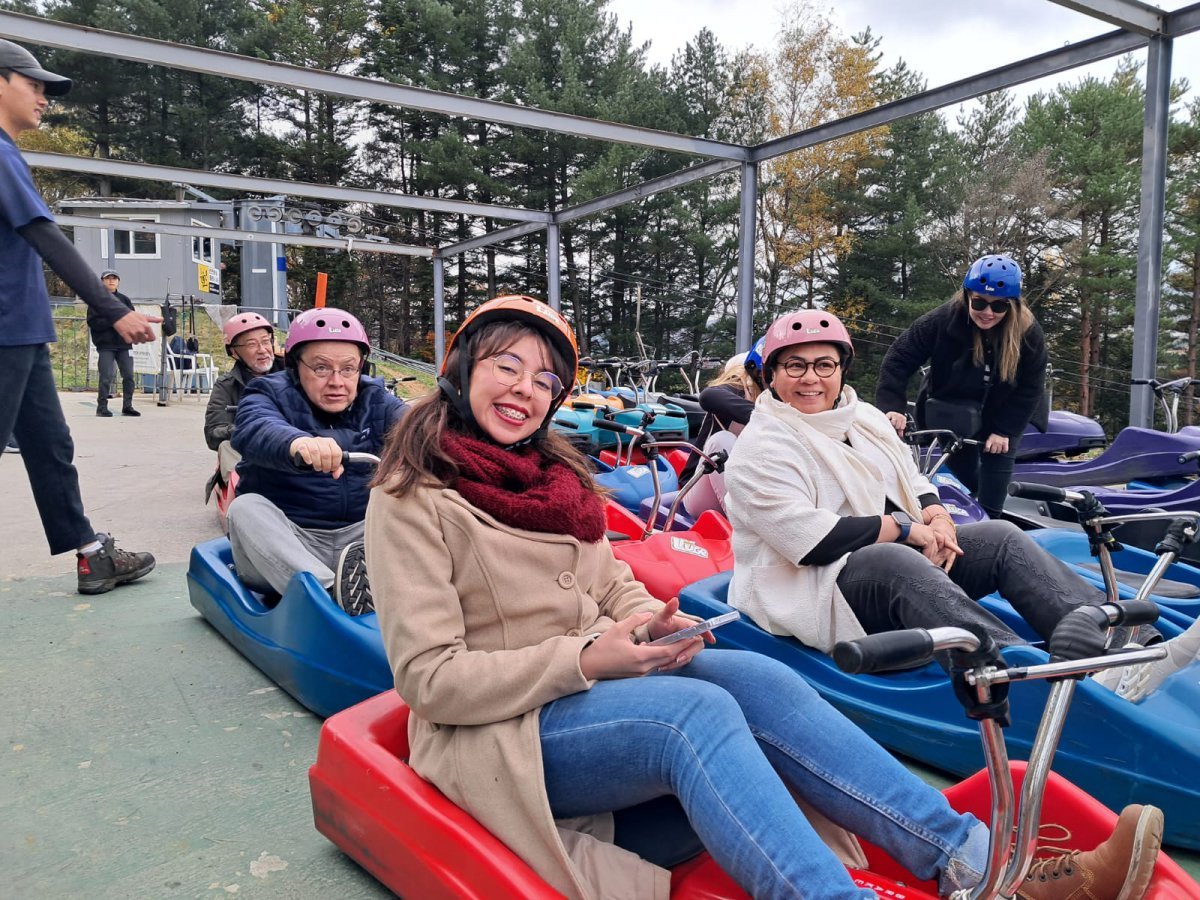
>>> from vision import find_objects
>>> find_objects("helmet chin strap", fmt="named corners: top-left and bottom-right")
top-left (438, 353), bottom-right (560, 447)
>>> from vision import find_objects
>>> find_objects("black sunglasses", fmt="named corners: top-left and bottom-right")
top-left (969, 296), bottom-right (1011, 314)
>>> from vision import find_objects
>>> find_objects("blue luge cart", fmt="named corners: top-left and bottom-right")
top-left (678, 571), bottom-right (1200, 850)
top-left (187, 537), bottom-right (392, 718)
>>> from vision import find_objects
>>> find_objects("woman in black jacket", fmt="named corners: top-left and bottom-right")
top-left (875, 254), bottom-right (1047, 518)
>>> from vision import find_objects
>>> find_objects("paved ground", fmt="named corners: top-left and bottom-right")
top-left (1, 391), bottom-right (1198, 896)
top-left (1, 391), bottom-right (388, 897)
top-left (2, 389), bottom-right (224, 581)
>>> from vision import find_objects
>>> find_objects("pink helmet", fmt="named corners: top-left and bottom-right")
top-left (284, 307), bottom-right (370, 358)
top-left (222, 312), bottom-right (273, 355)
top-left (761, 309), bottom-right (854, 372)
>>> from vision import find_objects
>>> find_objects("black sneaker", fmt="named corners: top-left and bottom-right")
top-left (77, 534), bottom-right (156, 595)
top-left (96, 407), bottom-right (113, 418)
top-left (121, 406), bottom-right (141, 417)
top-left (334, 541), bottom-right (373, 616)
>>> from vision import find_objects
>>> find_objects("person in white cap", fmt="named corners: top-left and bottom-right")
top-left (0, 39), bottom-right (159, 594)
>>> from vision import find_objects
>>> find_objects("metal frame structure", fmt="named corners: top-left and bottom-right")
top-left (2, 1), bottom-right (1198, 424)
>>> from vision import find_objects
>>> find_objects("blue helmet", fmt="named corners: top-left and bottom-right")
top-left (963, 254), bottom-right (1022, 299)
top-left (745, 335), bottom-right (767, 373)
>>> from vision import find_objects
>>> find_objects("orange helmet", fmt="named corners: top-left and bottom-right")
top-left (442, 295), bottom-right (579, 380)
top-left (439, 295), bottom-right (580, 441)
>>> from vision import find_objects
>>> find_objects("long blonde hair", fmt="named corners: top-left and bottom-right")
top-left (372, 321), bottom-right (600, 498)
top-left (707, 365), bottom-right (762, 401)
top-left (954, 290), bottom-right (1034, 384)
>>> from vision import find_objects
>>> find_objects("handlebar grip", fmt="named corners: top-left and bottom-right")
top-left (571, 401), bottom-right (596, 410)
top-left (292, 450), bottom-right (356, 470)
top-left (593, 418), bottom-right (629, 434)
top-left (833, 630), bottom-right (934, 675)
top-left (1008, 482), bottom-right (1068, 502)
top-left (1106, 599), bottom-right (1161, 627)
top-left (1179, 450), bottom-right (1200, 464)
top-left (552, 416), bottom-right (579, 429)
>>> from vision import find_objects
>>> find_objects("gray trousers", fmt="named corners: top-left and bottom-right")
top-left (227, 492), bottom-right (363, 596)
top-left (835, 519), bottom-right (1110, 649)
top-left (97, 348), bottom-right (135, 408)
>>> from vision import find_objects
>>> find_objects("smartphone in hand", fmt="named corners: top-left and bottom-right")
top-left (647, 611), bottom-right (740, 646)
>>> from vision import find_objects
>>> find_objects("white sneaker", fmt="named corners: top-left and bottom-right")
top-left (1093, 623), bottom-right (1200, 703)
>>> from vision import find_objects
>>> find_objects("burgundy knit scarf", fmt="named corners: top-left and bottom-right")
top-left (441, 431), bottom-right (606, 542)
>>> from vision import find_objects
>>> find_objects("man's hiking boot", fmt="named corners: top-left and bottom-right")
top-left (1017, 804), bottom-right (1162, 900)
top-left (77, 534), bottom-right (156, 595)
top-left (334, 541), bottom-right (373, 616)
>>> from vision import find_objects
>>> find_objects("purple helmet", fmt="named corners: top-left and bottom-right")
top-left (284, 307), bottom-right (370, 358)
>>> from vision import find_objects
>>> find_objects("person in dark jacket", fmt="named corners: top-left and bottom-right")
top-left (88, 269), bottom-right (139, 417)
top-left (204, 311), bottom-right (283, 489)
top-left (875, 254), bottom-right (1047, 518)
top-left (227, 308), bottom-right (405, 615)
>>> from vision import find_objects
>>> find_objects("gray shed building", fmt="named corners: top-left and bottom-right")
top-left (59, 197), bottom-right (231, 303)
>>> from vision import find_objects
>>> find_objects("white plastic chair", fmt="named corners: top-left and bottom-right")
top-left (192, 353), bottom-right (220, 393)
top-left (165, 350), bottom-right (202, 397)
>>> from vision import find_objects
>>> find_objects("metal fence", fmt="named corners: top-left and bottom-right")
top-left (50, 316), bottom-right (94, 391)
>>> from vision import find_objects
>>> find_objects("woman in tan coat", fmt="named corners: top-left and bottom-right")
top-left (366, 295), bottom-right (993, 900)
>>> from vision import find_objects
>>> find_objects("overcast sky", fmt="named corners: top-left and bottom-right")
top-left (607, 0), bottom-right (1200, 121)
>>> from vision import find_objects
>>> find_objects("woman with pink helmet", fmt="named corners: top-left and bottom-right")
top-left (720, 307), bottom-right (1182, 899)
top-left (204, 312), bottom-right (283, 455)
top-left (226, 307), bottom-right (405, 616)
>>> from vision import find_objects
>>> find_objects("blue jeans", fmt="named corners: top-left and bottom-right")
top-left (539, 649), bottom-right (987, 899)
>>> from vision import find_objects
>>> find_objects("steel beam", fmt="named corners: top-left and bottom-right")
top-left (751, 28), bottom-right (1151, 163)
top-left (433, 256), bottom-right (446, 369)
top-left (1129, 35), bottom-right (1173, 428)
top-left (439, 221), bottom-right (548, 258)
top-left (0, 11), bottom-right (746, 161)
top-left (26, 151), bottom-right (548, 223)
top-left (546, 223), bottom-right (561, 311)
top-left (55, 214), bottom-right (432, 256)
top-left (555, 159), bottom-right (741, 225)
top-left (735, 163), bottom-right (757, 353)
top-left (1048, 0), bottom-right (1165, 36)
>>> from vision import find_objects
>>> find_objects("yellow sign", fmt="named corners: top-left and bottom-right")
top-left (198, 263), bottom-right (210, 293)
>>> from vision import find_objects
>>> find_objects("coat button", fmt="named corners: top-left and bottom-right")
top-left (557, 571), bottom-right (576, 589)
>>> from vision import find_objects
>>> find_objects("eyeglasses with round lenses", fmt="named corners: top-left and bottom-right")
top-left (778, 357), bottom-right (840, 378)
top-left (233, 337), bottom-right (274, 352)
top-left (298, 358), bottom-right (361, 380)
top-left (969, 296), bottom-right (1011, 315)
top-left (489, 354), bottom-right (563, 398)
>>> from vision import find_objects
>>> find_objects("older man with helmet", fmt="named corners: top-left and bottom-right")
top-left (226, 307), bottom-right (405, 615)
top-left (204, 311), bottom-right (284, 490)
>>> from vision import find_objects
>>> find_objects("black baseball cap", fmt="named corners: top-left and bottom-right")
top-left (0, 39), bottom-right (72, 96)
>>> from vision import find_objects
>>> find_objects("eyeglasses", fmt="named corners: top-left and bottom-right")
top-left (777, 357), bottom-right (841, 378)
top-left (233, 337), bottom-right (274, 352)
top-left (969, 296), bottom-right (1011, 314)
top-left (488, 354), bottom-right (563, 397)
top-left (298, 358), bottom-right (361, 380)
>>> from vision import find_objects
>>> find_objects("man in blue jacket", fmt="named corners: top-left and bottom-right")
top-left (227, 308), bottom-right (405, 615)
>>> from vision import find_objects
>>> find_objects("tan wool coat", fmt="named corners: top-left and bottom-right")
top-left (365, 480), bottom-right (673, 900)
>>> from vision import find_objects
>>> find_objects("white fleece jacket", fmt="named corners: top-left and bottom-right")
top-left (724, 390), bottom-right (935, 653)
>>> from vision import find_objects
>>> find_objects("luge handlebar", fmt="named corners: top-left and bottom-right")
top-left (291, 451), bottom-right (381, 470)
